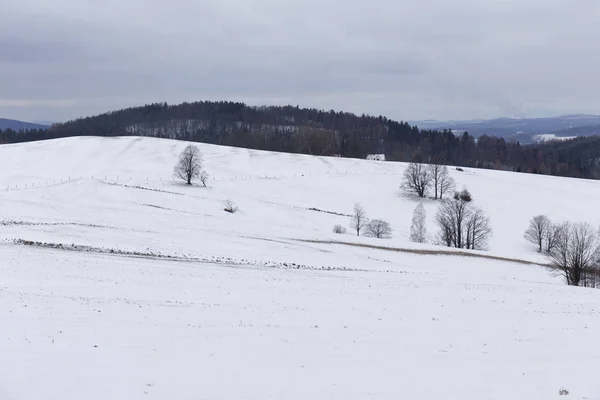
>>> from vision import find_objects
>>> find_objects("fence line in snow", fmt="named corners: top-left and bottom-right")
top-left (3, 170), bottom-right (405, 192)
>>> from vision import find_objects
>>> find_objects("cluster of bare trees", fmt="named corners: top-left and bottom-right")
top-left (525, 215), bottom-right (600, 287)
top-left (174, 145), bottom-right (209, 186)
top-left (402, 159), bottom-right (492, 249)
top-left (402, 162), bottom-right (455, 199)
top-left (434, 191), bottom-right (492, 250)
top-left (347, 204), bottom-right (393, 239)
top-left (524, 215), bottom-right (562, 253)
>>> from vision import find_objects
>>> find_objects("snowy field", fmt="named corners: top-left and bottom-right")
top-left (534, 133), bottom-right (578, 142)
top-left (2, 136), bottom-right (600, 399)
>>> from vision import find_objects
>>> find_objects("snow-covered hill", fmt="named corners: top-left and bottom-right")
top-left (1, 137), bottom-right (600, 400)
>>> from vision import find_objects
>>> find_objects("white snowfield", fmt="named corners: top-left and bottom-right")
top-left (534, 133), bottom-right (578, 142)
top-left (1, 136), bottom-right (600, 400)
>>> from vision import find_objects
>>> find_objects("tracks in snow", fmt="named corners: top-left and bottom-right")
top-left (7, 239), bottom-right (391, 273)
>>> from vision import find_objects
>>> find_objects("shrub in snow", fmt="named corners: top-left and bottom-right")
top-left (223, 199), bottom-right (239, 214)
top-left (453, 189), bottom-right (472, 202)
top-left (559, 388), bottom-right (569, 395)
top-left (333, 224), bottom-right (347, 234)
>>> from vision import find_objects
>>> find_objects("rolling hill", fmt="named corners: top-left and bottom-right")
top-left (5, 101), bottom-right (600, 180)
top-left (1, 136), bottom-right (600, 399)
top-left (0, 118), bottom-right (49, 131)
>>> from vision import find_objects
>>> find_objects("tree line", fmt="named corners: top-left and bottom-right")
top-left (2, 101), bottom-right (600, 179)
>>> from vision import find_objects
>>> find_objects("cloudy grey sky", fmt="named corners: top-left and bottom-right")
top-left (1, 0), bottom-right (599, 123)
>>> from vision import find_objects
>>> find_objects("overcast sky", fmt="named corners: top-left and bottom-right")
top-left (1, 0), bottom-right (599, 123)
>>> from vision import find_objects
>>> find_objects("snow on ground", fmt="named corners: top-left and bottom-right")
top-left (534, 133), bottom-right (578, 142)
top-left (1, 136), bottom-right (600, 399)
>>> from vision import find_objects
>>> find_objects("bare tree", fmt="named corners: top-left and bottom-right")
top-left (524, 215), bottom-right (551, 252)
top-left (428, 164), bottom-right (455, 200)
top-left (200, 170), bottom-right (209, 187)
top-left (350, 203), bottom-right (368, 236)
top-left (547, 222), bottom-right (600, 287)
top-left (545, 223), bottom-right (563, 253)
top-left (410, 203), bottom-right (427, 243)
top-left (435, 198), bottom-right (471, 248)
top-left (366, 219), bottom-right (393, 239)
top-left (435, 196), bottom-right (491, 250)
top-left (465, 207), bottom-right (492, 250)
top-left (402, 162), bottom-right (431, 198)
top-left (174, 145), bottom-right (204, 185)
top-left (438, 169), bottom-right (455, 200)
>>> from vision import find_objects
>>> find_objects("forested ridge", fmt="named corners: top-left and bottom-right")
top-left (2, 100), bottom-right (600, 179)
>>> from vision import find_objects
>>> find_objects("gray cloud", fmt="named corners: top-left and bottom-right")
top-left (1, 0), bottom-right (599, 122)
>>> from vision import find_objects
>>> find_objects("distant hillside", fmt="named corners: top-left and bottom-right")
top-left (0, 118), bottom-right (49, 131)
top-left (549, 124), bottom-right (600, 138)
top-left (412, 115), bottom-right (600, 143)
top-left (3, 101), bottom-right (600, 179)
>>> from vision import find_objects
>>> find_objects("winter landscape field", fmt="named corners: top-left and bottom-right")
top-left (2, 136), bottom-right (600, 400)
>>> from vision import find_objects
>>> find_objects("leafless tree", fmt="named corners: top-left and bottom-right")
top-left (174, 145), bottom-right (204, 185)
top-left (366, 219), bottom-right (393, 239)
top-left (410, 203), bottom-right (427, 243)
top-left (350, 203), bottom-right (368, 236)
top-left (435, 198), bottom-right (471, 248)
top-left (524, 215), bottom-right (551, 252)
top-left (465, 207), bottom-right (492, 250)
top-left (545, 223), bottom-right (563, 253)
top-left (438, 170), bottom-right (455, 200)
top-left (435, 196), bottom-right (491, 250)
top-left (402, 162), bottom-right (431, 198)
top-left (200, 170), bottom-right (209, 187)
top-left (428, 164), bottom-right (455, 200)
top-left (547, 222), bottom-right (600, 287)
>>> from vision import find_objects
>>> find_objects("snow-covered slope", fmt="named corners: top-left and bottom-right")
top-left (1, 137), bottom-right (600, 400)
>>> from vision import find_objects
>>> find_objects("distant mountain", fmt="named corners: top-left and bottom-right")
top-left (0, 118), bottom-right (49, 131)
top-left (548, 123), bottom-right (600, 138)
top-left (32, 120), bottom-right (55, 126)
top-left (410, 115), bottom-right (600, 143)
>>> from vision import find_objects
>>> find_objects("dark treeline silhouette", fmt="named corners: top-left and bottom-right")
top-left (2, 101), bottom-right (600, 179)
